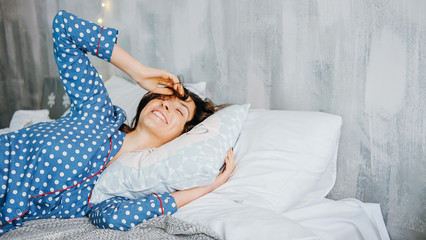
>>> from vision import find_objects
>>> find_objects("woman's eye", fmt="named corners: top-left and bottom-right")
top-left (177, 109), bottom-right (183, 116)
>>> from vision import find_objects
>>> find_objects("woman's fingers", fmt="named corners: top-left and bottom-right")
top-left (138, 66), bottom-right (184, 96)
top-left (227, 148), bottom-right (235, 169)
top-left (151, 77), bottom-right (183, 96)
top-left (158, 78), bottom-right (182, 92)
top-left (211, 148), bottom-right (236, 190)
top-left (158, 70), bottom-right (183, 94)
top-left (222, 148), bottom-right (235, 177)
top-left (151, 86), bottom-right (174, 95)
top-left (144, 78), bottom-right (182, 96)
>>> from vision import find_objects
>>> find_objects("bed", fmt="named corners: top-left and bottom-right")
top-left (0, 76), bottom-right (390, 240)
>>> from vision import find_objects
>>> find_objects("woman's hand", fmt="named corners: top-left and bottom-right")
top-left (110, 44), bottom-right (184, 96)
top-left (170, 148), bottom-right (236, 209)
top-left (209, 148), bottom-right (236, 191)
top-left (135, 65), bottom-right (184, 96)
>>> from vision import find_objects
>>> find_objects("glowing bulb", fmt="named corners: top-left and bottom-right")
top-left (101, 2), bottom-right (106, 7)
top-left (97, 18), bottom-right (103, 24)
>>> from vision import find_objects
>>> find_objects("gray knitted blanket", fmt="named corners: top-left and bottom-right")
top-left (0, 215), bottom-right (222, 240)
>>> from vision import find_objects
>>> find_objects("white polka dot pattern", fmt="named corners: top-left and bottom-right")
top-left (87, 194), bottom-right (177, 231)
top-left (0, 10), bottom-right (177, 235)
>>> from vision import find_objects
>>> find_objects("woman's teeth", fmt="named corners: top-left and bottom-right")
top-left (153, 110), bottom-right (167, 123)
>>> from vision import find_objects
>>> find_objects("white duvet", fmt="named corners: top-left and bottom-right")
top-left (174, 193), bottom-right (390, 240)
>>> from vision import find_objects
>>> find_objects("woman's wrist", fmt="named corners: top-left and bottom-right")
top-left (130, 62), bottom-right (148, 85)
top-left (170, 184), bottom-right (214, 209)
top-left (110, 44), bottom-right (146, 83)
top-left (110, 43), bottom-right (182, 95)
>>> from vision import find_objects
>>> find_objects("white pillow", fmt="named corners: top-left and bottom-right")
top-left (90, 104), bottom-right (250, 204)
top-left (9, 109), bottom-right (53, 132)
top-left (0, 128), bottom-right (11, 135)
top-left (104, 75), bottom-right (208, 124)
top-left (214, 109), bottom-right (342, 213)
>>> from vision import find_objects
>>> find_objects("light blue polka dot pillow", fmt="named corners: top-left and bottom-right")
top-left (91, 104), bottom-right (250, 204)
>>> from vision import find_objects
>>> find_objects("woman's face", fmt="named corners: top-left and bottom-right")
top-left (138, 95), bottom-right (196, 144)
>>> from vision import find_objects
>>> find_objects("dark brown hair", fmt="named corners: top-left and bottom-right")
top-left (119, 85), bottom-right (216, 134)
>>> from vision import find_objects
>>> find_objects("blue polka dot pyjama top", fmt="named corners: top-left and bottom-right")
top-left (0, 10), bottom-right (177, 235)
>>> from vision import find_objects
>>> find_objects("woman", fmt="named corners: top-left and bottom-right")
top-left (0, 10), bottom-right (235, 234)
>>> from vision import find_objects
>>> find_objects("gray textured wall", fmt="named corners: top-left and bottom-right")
top-left (0, 0), bottom-right (425, 239)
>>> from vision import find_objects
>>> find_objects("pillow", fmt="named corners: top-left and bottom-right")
top-left (0, 128), bottom-right (11, 135)
top-left (214, 109), bottom-right (342, 213)
top-left (9, 109), bottom-right (53, 132)
top-left (90, 104), bottom-right (250, 204)
top-left (103, 75), bottom-right (208, 124)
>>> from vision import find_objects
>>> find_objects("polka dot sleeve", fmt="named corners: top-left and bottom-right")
top-left (87, 193), bottom-right (178, 231)
top-left (52, 10), bottom-right (118, 117)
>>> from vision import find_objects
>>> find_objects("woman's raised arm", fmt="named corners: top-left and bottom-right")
top-left (53, 10), bottom-right (183, 116)
top-left (110, 44), bottom-right (183, 96)
top-left (52, 10), bottom-right (119, 115)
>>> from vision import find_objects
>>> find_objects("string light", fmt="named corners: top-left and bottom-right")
top-left (98, 2), bottom-right (105, 82)
top-left (98, 1), bottom-right (106, 25)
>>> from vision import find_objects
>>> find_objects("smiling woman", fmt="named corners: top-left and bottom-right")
top-left (120, 88), bottom-right (214, 133)
top-left (112, 87), bottom-right (215, 164)
top-left (137, 96), bottom-right (196, 141)
top-left (0, 10), bottom-right (234, 235)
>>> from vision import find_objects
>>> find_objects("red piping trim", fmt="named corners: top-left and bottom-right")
top-left (0, 137), bottom-right (113, 229)
top-left (95, 26), bottom-right (104, 56)
top-left (88, 188), bottom-right (95, 209)
top-left (30, 137), bottom-right (112, 201)
top-left (88, 137), bottom-right (113, 209)
top-left (152, 193), bottom-right (164, 215)
top-left (0, 210), bottom-right (29, 229)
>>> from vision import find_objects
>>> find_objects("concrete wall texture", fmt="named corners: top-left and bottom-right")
top-left (0, 0), bottom-right (425, 239)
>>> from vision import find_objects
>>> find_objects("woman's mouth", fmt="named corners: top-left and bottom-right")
top-left (152, 110), bottom-right (168, 124)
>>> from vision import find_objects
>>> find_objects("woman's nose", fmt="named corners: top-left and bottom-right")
top-left (162, 100), bottom-right (170, 111)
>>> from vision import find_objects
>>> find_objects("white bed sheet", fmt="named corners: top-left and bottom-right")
top-left (0, 128), bottom-right (11, 135)
top-left (282, 198), bottom-right (390, 240)
top-left (2, 110), bottom-right (391, 240)
top-left (174, 193), bottom-right (390, 240)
